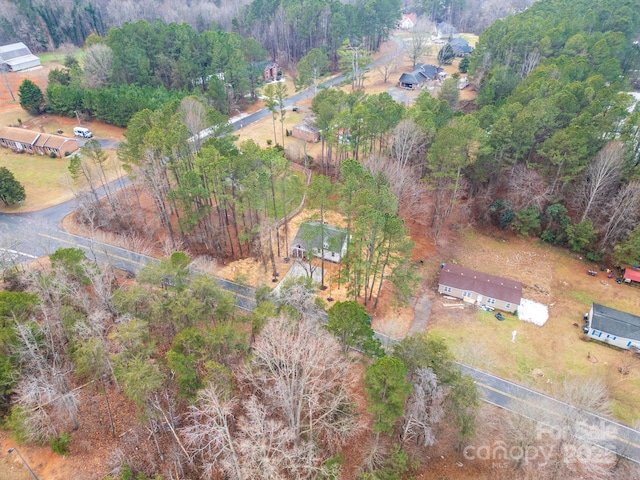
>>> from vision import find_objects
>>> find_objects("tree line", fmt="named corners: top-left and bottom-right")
top-left (0, 0), bottom-right (250, 52)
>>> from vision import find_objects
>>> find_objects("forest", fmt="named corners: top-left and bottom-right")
top-left (0, 0), bottom-right (536, 53)
top-left (5, 0), bottom-right (640, 478)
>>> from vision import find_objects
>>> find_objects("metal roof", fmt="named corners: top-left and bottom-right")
top-left (591, 303), bottom-right (640, 341)
top-left (624, 269), bottom-right (640, 283)
top-left (291, 222), bottom-right (347, 255)
top-left (439, 264), bottom-right (522, 304)
top-left (0, 42), bottom-right (40, 71)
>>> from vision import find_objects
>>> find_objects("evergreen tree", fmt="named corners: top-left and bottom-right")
top-left (365, 356), bottom-right (411, 434)
top-left (18, 79), bottom-right (44, 115)
top-left (0, 168), bottom-right (26, 206)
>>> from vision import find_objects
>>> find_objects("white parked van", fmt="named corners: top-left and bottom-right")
top-left (73, 127), bottom-right (93, 138)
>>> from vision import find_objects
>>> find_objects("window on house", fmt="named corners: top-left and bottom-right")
top-left (487, 298), bottom-right (496, 304)
top-left (443, 286), bottom-right (452, 293)
top-left (462, 291), bottom-right (472, 298)
top-left (505, 303), bottom-right (511, 309)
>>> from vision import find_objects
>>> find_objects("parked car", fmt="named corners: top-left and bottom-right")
top-left (73, 126), bottom-right (93, 138)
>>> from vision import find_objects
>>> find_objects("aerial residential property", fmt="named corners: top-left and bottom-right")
top-left (438, 263), bottom-right (522, 313)
top-left (586, 303), bottom-right (640, 350)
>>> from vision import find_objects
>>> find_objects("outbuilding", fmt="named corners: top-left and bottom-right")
top-left (0, 42), bottom-right (41, 72)
top-left (437, 264), bottom-right (522, 313)
top-left (586, 303), bottom-right (640, 350)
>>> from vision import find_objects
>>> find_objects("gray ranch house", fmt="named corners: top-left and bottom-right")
top-left (437, 264), bottom-right (522, 313)
top-left (586, 303), bottom-right (640, 350)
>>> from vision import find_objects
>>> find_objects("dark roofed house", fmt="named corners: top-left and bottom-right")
top-left (0, 42), bottom-right (41, 72)
top-left (438, 264), bottom-right (522, 313)
top-left (449, 37), bottom-right (474, 56)
top-left (290, 221), bottom-right (348, 263)
top-left (586, 303), bottom-right (640, 350)
top-left (398, 63), bottom-right (444, 90)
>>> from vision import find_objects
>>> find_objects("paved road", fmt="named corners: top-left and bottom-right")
top-left (2, 34), bottom-right (640, 463)
top-left (459, 364), bottom-right (640, 463)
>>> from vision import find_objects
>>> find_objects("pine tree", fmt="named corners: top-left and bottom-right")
top-left (18, 79), bottom-right (44, 115)
top-left (0, 167), bottom-right (26, 206)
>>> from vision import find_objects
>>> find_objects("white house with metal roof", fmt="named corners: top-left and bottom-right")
top-left (0, 42), bottom-right (41, 72)
top-left (586, 303), bottom-right (640, 350)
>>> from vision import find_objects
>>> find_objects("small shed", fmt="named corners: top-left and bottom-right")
top-left (290, 222), bottom-right (348, 263)
top-left (624, 268), bottom-right (640, 284)
top-left (0, 42), bottom-right (41, 72)
top-left (292, 123), bottom-right (321, 143)
top-left (586, 303), bottom-right (640, 350)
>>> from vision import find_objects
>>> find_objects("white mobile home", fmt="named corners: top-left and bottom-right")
top-left (586, 303), bottom-right (640, 350)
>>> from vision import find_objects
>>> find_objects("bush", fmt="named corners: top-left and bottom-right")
top-left (50, 432), bottom-right (71, 455)
top-left (49, 152), bottom-right (58, 158)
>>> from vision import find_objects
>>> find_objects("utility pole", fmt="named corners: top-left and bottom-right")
top-left (74, 110), bottom-right (81, 125)
top-left (1, 64), bottom-right (15, 101)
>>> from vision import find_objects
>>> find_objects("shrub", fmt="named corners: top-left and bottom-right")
top-left (50, 432), bottom-right (71, 455)
top-left (49, 152), bottom-right (58, 158)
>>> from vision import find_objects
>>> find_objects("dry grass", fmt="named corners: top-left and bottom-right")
top-left (427, 229), bottom-right (640, 423)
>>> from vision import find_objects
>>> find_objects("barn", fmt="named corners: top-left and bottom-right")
top-left (586, 303), bottom-right (640, 350)
top-left (0, 42), bottom-right (41, 72)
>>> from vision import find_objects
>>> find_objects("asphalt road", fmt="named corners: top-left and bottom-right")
top-left (459, 364), bottom-right (640, 463)
top-left (2, 34), bottom-right (639, 463)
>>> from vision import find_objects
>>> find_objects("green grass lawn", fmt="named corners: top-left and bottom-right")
top-left (0, 149), bottom-right (75, 211)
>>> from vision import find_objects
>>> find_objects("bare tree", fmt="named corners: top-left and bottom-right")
top-left (362, 155), bottom-right (430, 222)
top-left (246, 315), bottom-right (360, 448)
top-left (574, 142), bottom-right (624, 222)
top-left (374, 55), bottom-right (399, 84)
top-left (520, 49), bottom-right (541, 78)
top-left (600, 180), bottom-right (640, 247)
top-left (390, 118), bottom-right (427, 170)
top-left (406, 19), bottom-right (433, 70)
top-left (83, 43), bottom-right (114, 88)
top-left (507, 163), bottom-right (552, 211)
top-left (178, 97), bottom-right (208, 152)
top-left (182, 315), bottom-right (361, 479)
top-left (401, 367), bottom-right (445, 447)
